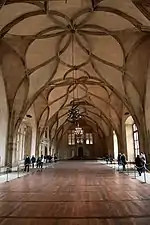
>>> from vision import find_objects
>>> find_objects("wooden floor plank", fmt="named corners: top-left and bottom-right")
top-left (0, 161), bottom-right (150, 224)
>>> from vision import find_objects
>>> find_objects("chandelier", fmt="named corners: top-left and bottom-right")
top-left (74, 123), bottom-right (83, 136)
top-left (67, 103), bottom-right (81, 123)
top-left (74, 123), bottom-right (84, 144)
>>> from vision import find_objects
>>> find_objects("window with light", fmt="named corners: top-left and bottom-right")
top-left (68, 131), bottom-right (75, 145)
top-left (85, 133), bottom-right (93, 145)
top-left (133, 124), bottom-right (140, 156)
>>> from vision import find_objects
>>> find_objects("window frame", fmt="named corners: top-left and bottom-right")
top-left (68, 130), bottom-right (75, 145)
top-left (85, 133), bottom-right (93, 145)
top-left (132, 124), bottom-right (140, 157)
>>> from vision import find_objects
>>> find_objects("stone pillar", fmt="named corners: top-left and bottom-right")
top-left (139, 118), bottom-right (150, 162)
top-left (47, 128), bottom-right (50, 155)
top-left (7, 132), bottom-right (17, 166)
top-left (6, 114), bottom-right (15, 167)
top-left (20, 125), bottom-right (26, 160)
top-left (24, 126), bottom-right (32, 157)
top-left (31, 126), bottom-right (37, 157)
top-left (106, 129), bottom-right (114, 157)
top-left (122, 122), bottom-right (128, 157)
top-left (18, 130), bottom-right (23, 160)
top-left (7, 142), bottom-right (14, 166)
top-left (35, 128), bottom-right (40, 157)
top-left (12, 136), bottom-right (17, 164)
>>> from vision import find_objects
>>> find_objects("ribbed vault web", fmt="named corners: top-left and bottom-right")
top-left (0, 0), bottom-right (150, 143)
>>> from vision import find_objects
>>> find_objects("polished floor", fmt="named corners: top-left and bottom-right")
top-left (0, 161), bottom-right (150, 224)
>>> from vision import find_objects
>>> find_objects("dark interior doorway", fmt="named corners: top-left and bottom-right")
top-left (78, 147), bottom-right (83, 158)
top-left (45, 146), bottom-right (48, 156)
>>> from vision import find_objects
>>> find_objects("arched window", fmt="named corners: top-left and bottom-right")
top-left (132, 124), bottom-right (140, 156)
top-left (85, 133), bottom-right (93, 145)
top-left (125, 116), bottom-right (135, 161)
top-left (113, 131), bottom-right (118, 160)
top-left (68, 131), bottom-right (75, 145)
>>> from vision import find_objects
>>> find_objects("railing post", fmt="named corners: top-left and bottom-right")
top-left (113, 160), bottom-right (115, 171)
top-left (129, 161), bottom-right (132, 176)
top-left (6, 167), bottom-right (9, 182)
top-left (134, 166), bottom-right (136, 179)
top-left (127, 162), bottom-right (129, 175)
top-left (17, 164), bottom-right (20, 178)
top-left (143, 166), bottom-right (146, 183)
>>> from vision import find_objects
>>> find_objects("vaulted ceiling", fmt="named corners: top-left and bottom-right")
top-left (0, 0), bottom-right (150, 141)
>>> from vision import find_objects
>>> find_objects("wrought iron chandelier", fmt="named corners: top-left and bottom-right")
top-left (67, 104), bottom-right (81, 123)
top-left (74, 123), bottom-right (83, 136)
top-left (74, 123), bottom-right (84, 144)
top-left (66, 28), bottom-right (83, 123)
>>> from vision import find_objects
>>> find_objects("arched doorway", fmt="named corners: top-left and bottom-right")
top-left (78, 147), bottom-right (83, 158)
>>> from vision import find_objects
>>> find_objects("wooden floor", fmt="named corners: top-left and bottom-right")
top-left (0, 161), bottom-right (150, 225)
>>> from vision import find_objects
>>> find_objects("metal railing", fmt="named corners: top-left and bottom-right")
top-left (102, 160), bottom-right (150, 183)
top-left (0, 161), bottom-right (56, 183)
top-left (105, 160), bottom-right (150, 183)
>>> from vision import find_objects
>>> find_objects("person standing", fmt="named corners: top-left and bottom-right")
top-left (121, 153), bottom-right (127, 171)
top-left (117, 153), bottom-right (122, 165)
top-left (36, 156), bottom-right (41, 169)
top-left (31, 155), bottom-right (36, 168)
top-left (40, 155), bottom-right (44, 169)
top-left (24, 155), bottom-right (31, 172)
top-left (135, 155), bottom-right (144, 176)
top-left (105, 155), bottom-right (109, 164)
top-left (54, 154), bottom-right (57, 163)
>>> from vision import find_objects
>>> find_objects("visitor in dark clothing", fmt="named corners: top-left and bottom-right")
top-left (24, 155), bottom-right (31, 172)
top-left (135, 155), bottom-right (144, 176)
top-left (121, 154), bottom-right (127, 171)
top-left (31, 155), bottom-right (36, 168)
top-left (41, 155), bottom-right (44, 169)
top-left (105, 155), bottom-right (109, 164)
top-left (36, 157), bottom-right (41, 168)
top-left (109, 154), bottom-right (113, 164)
top-left (54, 155), bottom-right (57, 163)
top-left (117, 153), bottom-right (122, 165)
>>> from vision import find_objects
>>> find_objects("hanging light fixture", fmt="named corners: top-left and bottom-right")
top-left (74, 123), bottom-right (83, 136)
top-left (67, 103), bottom-right (82, 123)
top-left (74, 123), bottom-right (84, 144)
top-left (67, 27), bottom-right (82, 124)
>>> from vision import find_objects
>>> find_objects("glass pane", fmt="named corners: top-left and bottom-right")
top-left (68, 134), bottom-right (72, 145)
top-left (134, 132), bottom-right (138, 141)
top-left (135, 141), bottom-right (139, 149)
top-left (86, 139), bottom-right (90, 144)
top-left (68, 141), bottom-right (72, 145)
top-left (133, 124), bottom-right (137, 131)
top-left (90, 139), bottom-right (93, 144)
top-left (81, 139), bottom-right (84, 144)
